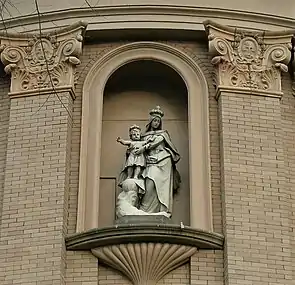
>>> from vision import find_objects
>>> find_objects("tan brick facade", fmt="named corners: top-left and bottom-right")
top-left (218, 91), bottom-right (292, 284)
top-left (0, 92), bottom-right (73, 284)
top-left (0, 32), bottom-right (294, 285)
top-left (0, 74), bottom-right (10, 228)
top-left (281, 72), bottom-right (295, 284)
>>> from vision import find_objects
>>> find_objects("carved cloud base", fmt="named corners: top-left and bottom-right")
top-left (92, 243), bottom-right (196, 285)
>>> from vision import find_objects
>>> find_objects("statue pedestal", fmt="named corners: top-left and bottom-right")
top-left (115, 215), bottom-right (171, 225)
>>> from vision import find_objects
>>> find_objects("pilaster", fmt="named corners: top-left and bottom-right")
top-left (205, 20), bottom-right (293, 285)
top-left (0, 22), bottom-right (87, 285)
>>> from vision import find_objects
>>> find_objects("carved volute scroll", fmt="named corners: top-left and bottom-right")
top-left (204, 20), bottom-right (293, 96)
top-left (0, 21), bottom-right (87, 95)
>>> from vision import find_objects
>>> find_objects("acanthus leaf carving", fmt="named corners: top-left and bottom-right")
top-left (204, 20), bottom-right (292, 95)
top-left (0, 21), bottom-right (87, 94)
top-left (4, 63), bottom-right (17, 74)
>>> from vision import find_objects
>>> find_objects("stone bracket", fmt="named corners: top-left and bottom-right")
top-left (204, 20), bottom-right (293, 96)
top-left (66, 224), bottom-right (223, 285)
top-left (92, 243), bottom-right (196, 285)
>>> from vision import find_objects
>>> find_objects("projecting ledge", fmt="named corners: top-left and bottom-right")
top-left (65, 224), bottom-right (224, 250)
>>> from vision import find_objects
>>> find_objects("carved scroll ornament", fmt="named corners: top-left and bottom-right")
top-left (0, 21), bottom-right (87, 94)
top-left (205, 21), bottom-right (292, 94)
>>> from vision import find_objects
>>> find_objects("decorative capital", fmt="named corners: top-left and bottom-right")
top-left (204, 20), bottom-right (293, 97)
top-left (0, 21), bottom-right (87, 95)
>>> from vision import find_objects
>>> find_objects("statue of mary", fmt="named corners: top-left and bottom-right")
top-left (135, 106), bottom-right (181, 216)
top-left (116, 106), bottom-right (181, 219)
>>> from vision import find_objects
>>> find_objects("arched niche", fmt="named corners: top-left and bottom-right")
top-left (102, 60), bottom-right (189, 226)
top-left (77, 42), bottom-right (212, 232)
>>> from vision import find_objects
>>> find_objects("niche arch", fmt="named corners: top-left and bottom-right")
top-left (77, 42), bottom-right (212, 232)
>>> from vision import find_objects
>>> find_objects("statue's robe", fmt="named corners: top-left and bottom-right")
top-left (139, 130), bottom-right (181, 214)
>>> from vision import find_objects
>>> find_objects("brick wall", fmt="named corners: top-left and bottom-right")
top-left (190, 251), bottom-right (223, 285)
top-left (218, 91), bottom-right (293, 285)
top-left (0, 73), bottom-right (10, 228)
top-left (280, 72), bottom-right (295, 282)
top-left (0, 92), bottom-right (73, 284)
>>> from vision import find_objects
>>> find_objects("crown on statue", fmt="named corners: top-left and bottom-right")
top-left (149, 106), bottom-right (164, 118)
top-left (129, 124), bottom-right (141, 132)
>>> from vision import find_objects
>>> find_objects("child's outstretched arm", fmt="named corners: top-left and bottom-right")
top-left (117, 137), bottom-right (131, 146)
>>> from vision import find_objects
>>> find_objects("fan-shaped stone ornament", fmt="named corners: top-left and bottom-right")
top-left (66, 224), bottom-right (224, 285)
top-left (92, 243), bottom-right (197, 285)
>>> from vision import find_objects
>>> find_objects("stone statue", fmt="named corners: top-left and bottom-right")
top-left (116, 125), bottom-right (153, 179)
top-left (116, 106), bottom-right (181, 220)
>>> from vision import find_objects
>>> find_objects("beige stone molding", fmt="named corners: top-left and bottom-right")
top-left (2, 5), bottom-right (295, 34)
top-left (7, 85), bottom-right (76, 99)
top-left (0, 21), bottom-right (87, 95)
top-left (77, 41), bottom-right (212, 233)
top-left (92, 243), bottom-right (196, 285)
top-left (204, 20), bottom-right (293, 97)
top-left (65, 224), bottom-right (224, 250)
top-left (215, 86), bottom-right (283, 100)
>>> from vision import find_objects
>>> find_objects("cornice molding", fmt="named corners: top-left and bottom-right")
top-left (215, 86), bottom-right (283, 100)
top-left (0, 5), bottom-right (295, 33)
top-left (0, 21), bottom-right (87, 95)
top-left (65, 224), bottom-right (224, 250)
top-left (8, 85), bottom-right (76, 100)
top-left (204, 20), bottom-right (293, 97)
top-left (0, 21), bottom-right (87, 40)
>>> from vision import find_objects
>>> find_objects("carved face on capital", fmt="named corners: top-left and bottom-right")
top-left (239, 38), bottom-right (259, 61)
top-left (151, 117), bottom-right (161, 130)
top-left (33, 40), bottom-right (54, 62)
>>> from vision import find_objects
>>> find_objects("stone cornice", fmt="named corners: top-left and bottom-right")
top-left (65, 224), bottom-right (224, 250)
top-left (8, 85), bottom-right (76, 100)
top-left (215, 86), bottom-right (283, 100)
top-left (204, 20), bottom-right (293, 97)
top-left (0, 21), bottom-right (87, 95)
top-left (0, 21), bottom-right (87, 41)
top-left (1, 6), bottom-right (295, 34)
top-left (204, 20), bottom-right (295, 43)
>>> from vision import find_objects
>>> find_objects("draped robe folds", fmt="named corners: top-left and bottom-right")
top-left (139, 130), bottom-right (181, 214)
